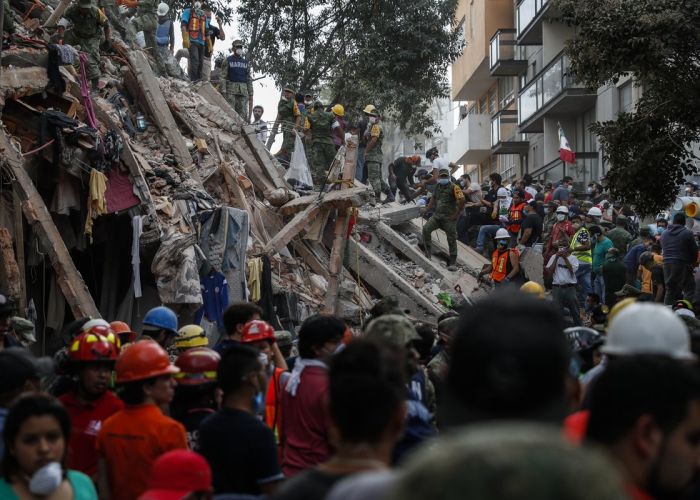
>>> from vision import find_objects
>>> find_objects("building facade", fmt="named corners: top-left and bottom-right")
top-left (449, 0), bottom-right (641, 188)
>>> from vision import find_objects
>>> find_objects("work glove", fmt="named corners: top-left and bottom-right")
top-left (182, 31), bottom-right (190, 49)
top-left (206, 37), bottom-right (212, 53)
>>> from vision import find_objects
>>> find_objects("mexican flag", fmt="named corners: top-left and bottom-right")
top-left (559, 126), bottom-right (576, 164)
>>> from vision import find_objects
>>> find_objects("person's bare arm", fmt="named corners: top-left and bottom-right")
top-left (507, 251), bottom-right (521, 280)
top-left (271, 343), bottom-right (288, 371)
top-left (519, 227), bottom-right (533, 246)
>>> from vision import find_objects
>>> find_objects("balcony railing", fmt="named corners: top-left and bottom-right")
top-left (491, 110), bottom-right (527, 152)
top-left (532, 152), bottom-right (600, 186)
top-left (489, 29), bottom-right (528, 76)
top-left (517, 0), bottom-right (549, 39)
top-left (517, 51), bottom-right (583, 125)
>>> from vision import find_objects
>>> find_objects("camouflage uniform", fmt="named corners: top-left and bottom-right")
top-left (277, 96), bottom-right (300, 156)
top-left (99, 0), bottom-right (124, 36)
top-left (223, 53), bottom-right (253, 119)
top-left (125, 0), bottom-right (167, 75)
top-left (307, 109), bottom-right (336, 186)
top-left (64, 3), bottom-right (108, 82)
top-left (364, 120), bottom-right (388, 196)
top-left (422, 180), bottom-right (465, 262)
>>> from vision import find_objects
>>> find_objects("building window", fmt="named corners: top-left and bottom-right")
top-left (488, 87), bottom-right (497, 114)
top-left (619, 81), bottom-right (633, 113)
top-left (498, 77), bottom-right (515, 109)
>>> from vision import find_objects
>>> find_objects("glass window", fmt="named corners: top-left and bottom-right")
top-left (499, 77), bottom-right (515, 108)
top-left (619, 81), bottom-right (633, 113)
top-left (488, 88), bottom-right (497, 114)
top-left (542, 59), bottom-right (562, 106)
top-left (479, 96), bottom-right (487, 114)
top-left (519, 81), bottom-right (538, 123)
top-left (491, 116), bottom-right (500, 146)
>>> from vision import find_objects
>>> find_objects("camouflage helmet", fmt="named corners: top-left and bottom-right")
top-left (437, 316), bottom-right (460, 337)
top-left (388, 423), bottom-right (625, 500)
top-left (364, 314), bottom-right (419, 347)
top-left (368, 296), bottom-right (405, 320)
top-left (274, 330), bottom-right (293, 347)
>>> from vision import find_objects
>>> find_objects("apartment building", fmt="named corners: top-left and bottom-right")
top-left (449, 0), bottom-right (641, 188)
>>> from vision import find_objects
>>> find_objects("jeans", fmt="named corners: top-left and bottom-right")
top-left (552, 285), bottom-right (582, 326)
top-left (476, 225), bottom-right (500, 252)
top-left (664, 262), bottom-right (696, 305)
top-left (356, 146), bottom-right (366, 183)
top-left (575, 262), bottom-right (592, 308)
top-left (188, 43), bottom-right (205, 81)
top-left (593, 272), bottom-right (605, 302)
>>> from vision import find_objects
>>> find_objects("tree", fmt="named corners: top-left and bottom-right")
top-left (553, 0), bottom-right (700, 215)
top-left (237, 0), bottom-right (463, 136)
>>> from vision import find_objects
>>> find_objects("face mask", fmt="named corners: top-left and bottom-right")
top-left (194, 1), bottom-right (201, 8)
top-left (235, 48), bottom-right (243, 56)
top-left (497, 240), bottom-right (508, 248)
top-left (334, 343), bottom-right (346, 355)
top-left (586, 187), bottom-right (592, 194)
top-left (369, 117), bottom-right (378, 124)
top-left (567, 184), bottom-right (573, 191)
top-left (29, 462), bottom-right (63, 496)
top-left (437, 178), bottom-right (450, 185)
top-left (258, 352), bottom-right (269, 368)
top-left (556, 214), bottom-right (566, 222)
top-left (304, 99), bottom-right (312, 105)
top-left (252, 391), bottom-right (264, 413)
top-left (281, 96), bottom-right (288, 102)
top-left (657, 227), bottom-right (665, 235)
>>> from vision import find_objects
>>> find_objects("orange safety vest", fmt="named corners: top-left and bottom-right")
top-left (187, 10), bottom-right (206, 42)
top-left (507, 202), bottom-right (525, 234)
top-left (491, 248), bottom-right (519, 282)
top-left (264, 367), bottom-right (285, 443)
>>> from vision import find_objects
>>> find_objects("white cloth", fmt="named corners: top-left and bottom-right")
top-left (525, 186), bottom-right (538, 198)
top-left (546, 253), bottom-right (579, 285)
top-left (431, 157), bottom-right (450, 172)
top-left (284, 359), bottom-right (327, 397)
top-left (132, 215), bottom-right (143, 298)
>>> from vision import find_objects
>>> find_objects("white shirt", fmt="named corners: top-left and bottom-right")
top-left (546, 253), bottom-right (579, 285)
top-left (432, 157), bottom-right (450, 172)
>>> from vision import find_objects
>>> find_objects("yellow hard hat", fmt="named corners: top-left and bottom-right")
top-left (332, 104), bottom-right (345, 117)
top-left (607, 297), bottom-right (636, 325)
top-left (363, 104), bottom-right (377, 114)
top-left (175, 324), bottom-right (208, 350)
top-left (520, 281), bottom-right (545, 299)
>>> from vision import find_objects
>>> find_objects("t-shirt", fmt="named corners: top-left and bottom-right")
top-left (205, 24), bottom-right (220, 57)
top-left (326, 471), bottom-right (397, 500)
top-left (178, 407), bottom-right (215, 452)
top-left (651, 265), bottom-right (665, 296)
top-left (602, 258), bottom-right (627, 307)
top-left (519, 213), bottom-right (542, 246)
top-left (96, 404), bottom-right (188, 500)
top-left (592, 237), bottom-right (613, 273)
top-left (213, 338), bottom-right (241, 355)
top-left (0, 470), bottom-right (97, 500)
top-left (546, 253), bottom-right (579, 285)
top-left (199, 407), bottom-right (284, 495)
top-left (551, 185), bottom-right (570, 203)
top-left (640, 254), bottom-right (664, 293)
top-left (59, 390), bottom-right (124, 478)
top-left (272, 469), bottom-right (346, 500)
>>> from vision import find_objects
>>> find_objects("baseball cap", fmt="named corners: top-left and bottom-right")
top-left (438, 167), bottom-right (450, 176)
top-left (0, 347), bottom-right (54, 394)
top-left (497, 187), bottom-right (509, 198)
top-left (364, 314), bottom-right (420, 347)
top-left (138, 450), bottom-right (212, 500)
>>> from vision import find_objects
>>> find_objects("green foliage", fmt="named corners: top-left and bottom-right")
top-left (237, 0), bottom-right (463, 136)
top-left (554, 0), bottom-right (700, 216)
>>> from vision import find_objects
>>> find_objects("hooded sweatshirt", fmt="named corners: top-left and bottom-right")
top-left (660, 224), bottom-right (698, 264)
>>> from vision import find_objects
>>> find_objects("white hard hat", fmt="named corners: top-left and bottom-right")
top-left (57, 18), bottom-right (70, 28)
top-left (601, 303), bottom-right (695, 360)
top-left (495, 228), bottom-right (510, 240)
top-left (157, 2), bottom-right (169, 15)
top-left (497, 187), bottom-right (509, 198)
top-left (556, 205), bottom-right (569, 214)
top-left (587, 206), bottom-right (602, 217)
top-left (81, 318), bottom-right (110, 333)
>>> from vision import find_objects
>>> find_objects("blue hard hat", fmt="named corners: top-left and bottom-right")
top-left (142, 306), bottom-right (178, 334)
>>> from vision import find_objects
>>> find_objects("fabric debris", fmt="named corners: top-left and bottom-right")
top-left (84, 168), bottom-right (108, 241)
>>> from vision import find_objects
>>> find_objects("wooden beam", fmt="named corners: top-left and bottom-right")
top-left (12, 194), bottom-right (26, 312)
top-left (358, 203), bottom-right (423, 225)
top-left (262, 200), bottom-right (323, 256)
top-left (0, 228), bottom-right (21, 302)
top-left (241, 124), bottom-right (288, 190)
top-left (0, 129), bottom-right (99, 318)
top-left (196, 82), bottom-right (245, 125)
top-left (43, 0), bottom-right (71, 27)
top-left (278, 185), bottom-right (372, 216)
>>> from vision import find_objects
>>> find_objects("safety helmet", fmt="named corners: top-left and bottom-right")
top-left (587, 206), bottom-right (602, 218)
top-left (156, 2), bottom-right (168, 15)
top-left (115, 340), bottom-right (180, 383)
top-left (57, 18), bottom-right (70, 28)
top-left (174, 347), bottom-right (220, 385)
top-left (363, 104), bottom-right (377, 115)
top-left (602, 303), bottom-right (695, 360)
top-left (331, 104), bottom-right (345, 117)
top-left (564, 327), bottom-right (603, 353)
top-left (410, 154), bottom-right (421, 164)
top-left (495, 228), bottom-right (510, 240)
top-left (81, 318), bottom-right (110, 333)
top-left (175, 325), bottom-right (208, 350)
top-left (520, 281), bottom-right (545, 298)
top-left (69, 331), bottom-right (119, 363)
top-left (142, 306), bottom-right (178, 334)
top-left (673, 299), bottom-right (694, 312)
top-left (426, 147), bottom-right (439, 159)
top-left (110, 321), bottom-right (137, 344)
top-left (606, 297), bottom-right (636, 325)
top-left (241, 320), bottom-right (276, 344)
top-left (556, 205), bottom-right (569, 214)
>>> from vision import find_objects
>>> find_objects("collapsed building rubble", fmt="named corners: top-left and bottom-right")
top-left (0, 31), bottom-right (489, 352)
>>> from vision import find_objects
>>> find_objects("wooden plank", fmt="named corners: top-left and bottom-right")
top-left (290, 240), bottom-right (330, 280)
top-left (358, 203), bottom-right (423, 225)
top-left (126, 50), bottom-right (195, 175)
top-left (0, 129), bottom-right (99, 318)
top-left (12, 194), bottom-right (26, 312)
top-left (43, 0), bottom-right (71, 27)
top-left (241, 124), bottom-right (288, 189)
top-left (279, 186), bottom-right (372, 216)
top-left (262, 201), bottom-right (323, 256)
top-left (0, 228), bottom-right (21, 302)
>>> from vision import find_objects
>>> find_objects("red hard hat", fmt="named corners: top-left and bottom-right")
top-left (110, 321), bottom-right (137, 344)
top-left (241, 320), bottom-right (275, 344)
top-left (115, 339), bottom-right (179, 383)
top-left (68, 331), bottom-right (119, 363)
top-left (174, 347), bottom-right (221, 385)
top-left (83, 324), bottom-right (121, 350)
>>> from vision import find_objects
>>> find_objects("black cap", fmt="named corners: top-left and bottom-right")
top-left (0, 347), bottom-right (54, 394)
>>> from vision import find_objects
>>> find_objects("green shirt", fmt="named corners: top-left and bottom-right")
top-left (592, 236), bottom-right (613, 272)
top-left (308, 109), bottom-right (334, 145)
top-left (0, 471), bottom-right (97, 500)
top-left (606, 227), bottom-right (633, 254)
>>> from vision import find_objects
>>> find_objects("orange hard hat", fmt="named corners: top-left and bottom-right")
top-left (69, 331), bottom-right (119, 363)
top-left (115, 339), bottom-right (179, 383)
top-left (174, 347), bottom-right (221, 385)
top-left (241, 320), bottom-right (275, 344)
top-left (110, 321), bottom-right (137, 344)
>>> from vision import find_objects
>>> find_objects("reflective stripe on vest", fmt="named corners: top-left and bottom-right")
top-left (264, 367), bottom-right (285, 444)
top-left (187, 10), bottom-right (205, 42)
top-left (570, 228), bottom-right (592, 263)
top-left (156, 19), bottom-right (171, 46)
top-left (491, 249), bottom-right (511, 282)
top-left (507, 202), bottom-right (525, 233)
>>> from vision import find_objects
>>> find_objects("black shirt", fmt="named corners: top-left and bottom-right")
top-left (272, 469), bottom-right (346, 500)
top-left (205, 25), bottom-right (220, 57)
top-left (651, 265), bottom-right (665, 296)
top-left (199, 407), bottom-right (283, 495)
top-left (520, 213), bottom-right (543, 246)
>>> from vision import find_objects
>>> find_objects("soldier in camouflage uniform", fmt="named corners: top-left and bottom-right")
top-left (274, 86), bottom-right (301, 167)
top-left (363, 109), bottom-right (390, 204)
top-left (305, 103), bottom-right (336, 187)
top-left (223, 39), bottom-right (253, 120)
top-left (421, 167), bottom-right (465, 271)
top-left (426, 316), bottom-right (459, 390)
top-left (125, 0), bottom-right (167, 75)
top-left (64, 0), bottom-right (110, 88)
top-left (99, 0), bottom-right (124, 37)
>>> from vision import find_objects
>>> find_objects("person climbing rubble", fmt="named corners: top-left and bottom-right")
top-left (64, 0), bottom-right (110, 89)
top-left (181, 0), bottom-right (208, 81)
top-left (224, 39), bottom-right (253, 120)
top-left (125, 0), bottom-right (168, 76)
top-left (274, 85), bottom-right (301, 167)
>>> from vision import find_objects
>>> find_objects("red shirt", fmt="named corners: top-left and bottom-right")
top-left (58, 390), bottom-right (123, 478)
top-left (279, 365), bottom-right (332, 477)
top-left (562, 410), bottom-right (590, 445)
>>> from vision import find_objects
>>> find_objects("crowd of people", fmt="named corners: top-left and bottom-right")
top-left (3, 284), bottom-right (700, 500)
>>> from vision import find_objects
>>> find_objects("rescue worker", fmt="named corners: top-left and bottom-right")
top-left (140, 306), bottom-right (178, 349)
top-left (331, 103), bottom-right (346, 149)
top-left (252, 104), bottom-right (268, 143)
top-left (202, 9), bottom-right (225, 82)
top-left (174, 324), bottom-right (209, 353)
top-left (64, 0), bottom-right (110, 89)
top-left (155, 2), bottom-right (174, 57)
top-left (418, 147), bottom-right (458, 189)
top-left (507, 188), bottom-right (526, 245)
top-left (388, 154), bottom-right (422, 202)
top-left (96, 340), bottom-right (187, 500)
top-left (356, 104), bottom-right (376, 183)
top-left (363, 108), bottom-right (391, 204)
top-left (520, 280), bottom-right (546, 298)
top-left (224, 39), bottom-right (253, 120)
top-left (100, 0), bottom-right (123, 38)
top-left (172, 347), bottom-right (221, 451)
top-left (49, 17), bottom-right (69, 44)
top-left (181, 0), bottom-right (207, 81)
top-left (570, 213), bottom-right (593, 310)
top-left (59, 328), bottom-right (123, 479)
top-left (125, 0), bottom-right (167, 76)
top-left (274, 85), bottom-right (301, 167)
top-left (478, 228), bottom-right (521, 286)
top-left (420, 167), bottom-right (465, 271)
top-left (306, 102), bottom-right (336, 187)
top-left (109, 321), bottom-right (137, 349)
